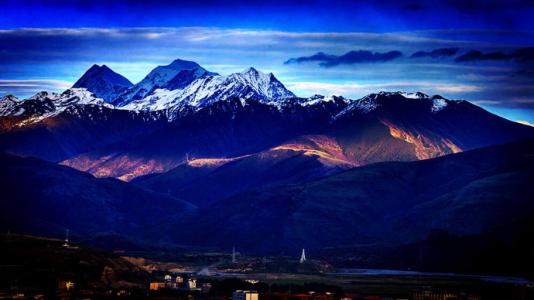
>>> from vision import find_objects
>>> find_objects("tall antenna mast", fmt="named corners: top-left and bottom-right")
top-left (299, 248), bottom-right (306, 263)
top-left (232, 246), bottom-right (236, 263)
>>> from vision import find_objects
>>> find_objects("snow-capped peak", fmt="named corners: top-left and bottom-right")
top-left (56, 88), bottom-right (111, 107)
top-left (122, 67), bottom-right (296, 115)
top-left (400, 91), bottom-right (429, 99)
top-left (0, 94), bottom-right (20, 102)
top-left (28, 91), bottom-right (61, 101)
top-left (72, 64), bottom-right (133, 102)
top-left (112, 58), bottom-right (217, 107)
top-left (377, 91), bottom-right (429, 99)
top-left (0, 88), bottom-right (113, 124)
top-left (333, 91), bottom-right (453, 119)
top-left (293, 94), bottom-right (349, 107)
top-left (0, 94), bottom-right (21, 116)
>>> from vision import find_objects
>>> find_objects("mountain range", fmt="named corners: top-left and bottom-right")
top-left (1, 59), bottom-right (533, 264)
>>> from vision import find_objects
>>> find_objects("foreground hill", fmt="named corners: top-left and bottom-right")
top-left (0, 234), bottom-right (149, 297)
top-left (133, 145), bottom-right (353, 207)
top-left (169, 139), bottom-right (534, 254)
top-left (0, 154), bottom-right (195, 240)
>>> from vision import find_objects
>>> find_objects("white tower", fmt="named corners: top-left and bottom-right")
top-left (232, 246), bottom-right (237, 263)
top-left (299, 248), bottom-right (306, 263)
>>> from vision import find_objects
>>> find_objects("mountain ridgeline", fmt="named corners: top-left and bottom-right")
top-left (1, 58), bottom-right (534, 267)
top-left (72, 64), bottom-right (133, 102)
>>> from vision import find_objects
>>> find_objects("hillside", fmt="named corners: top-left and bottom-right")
top-left (0, 154), bottom-right (195, 242)
top-left (168, 139), bottom-right (534, 254)
top-left (0, 234), bottom-right (149, 297)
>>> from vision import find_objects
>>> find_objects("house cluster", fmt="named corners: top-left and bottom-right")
top-left (233, 290), bottom-right (259, 300)
top-left (149, 274), bottom-right (206, 292)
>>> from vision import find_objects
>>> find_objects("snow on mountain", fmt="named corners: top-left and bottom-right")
top-left (2, 88), bottom-right (112, 125)
top-left (398, 91), bottom-right (429, 99)
top-left (431, 96), bottom-right (448, 112)
top-left (291, 94), bottom-right (351, 107)
top-left (27, 91), bottom-right (61, 102)
top-left (52, 88), bottom-right (113, 109)
top-left (123, 67), bottom-right (296, 114)
top-left (0, 95), bottom-right (20, 116)
top-left (334, 91), bottom-right (454, 119)
top-left (72, 64), bottom-right (133, 102)
top-left (112, 59), bottom-right (217, 107)
top-left (334, 93), bottom-right (381, 119)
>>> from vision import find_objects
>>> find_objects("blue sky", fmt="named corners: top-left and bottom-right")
top-left (0, 0), bottom-right (533, 124)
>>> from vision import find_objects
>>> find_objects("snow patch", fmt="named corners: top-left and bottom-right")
top-left (431, 97), bottom-right (448, 112)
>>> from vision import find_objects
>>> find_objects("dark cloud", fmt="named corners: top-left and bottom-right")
top-left (410, 48), bottom-right (459, 58)
top-left (455, 47), bottom-right (534, 62)
top-left (285, 50), bottom-right (403, 67)
top-left (455, 50), bottom-right (511, 62)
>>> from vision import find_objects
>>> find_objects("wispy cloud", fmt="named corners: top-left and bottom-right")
top-left (0, 79), bottom-right (72, 97)
top-left (0, 79), bottom-right (72, 89)
top-left (285, 50), bottom-right (403, 67)
top-left (455, 47), bottom-right (534, 62)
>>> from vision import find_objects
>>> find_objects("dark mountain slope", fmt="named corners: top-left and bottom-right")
top-left (169, 139), bottom-right (534, 254)
top-left (133, 146), bottom-right (352, 207)
top-left (63, 93), bottom-right (534, 181)
top-left (329, 93), bottom-right (534, 164)
top-left (0, 154), bottom-right (195, 241)
top-left (0, 105), bottom-right (167, 162)
top-left (64, 98), bottom-right (337, 180)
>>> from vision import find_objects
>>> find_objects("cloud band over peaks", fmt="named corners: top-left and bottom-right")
top-left (285, 50), bottom-right (403, 67)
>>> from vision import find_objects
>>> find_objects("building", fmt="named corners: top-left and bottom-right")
top-left (187, 278), bottom-right (197, 289)
top-left (150, 275), bottom-right (200, 291)
top-left (233, 290), bottom-right (259, 300)
top-left (149, 282), bottom-right (167, 291)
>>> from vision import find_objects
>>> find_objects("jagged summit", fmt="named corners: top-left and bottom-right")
top-left (112, 58), bottom-right (218, 107)
top-left (122, 66), bottom-right (296, 114)
top-left (0, 88), bottom-right (111, 123)
top-left (73, 64), bottom-right (133, 102)
top-left (377, 91), bottom-right (429, 99)
top-left (0, 94), bottom-right (20, 102)
top-left (335, 91), bottom-right (457, 119)
top-left (0, 94), bottom-right (21, 116)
